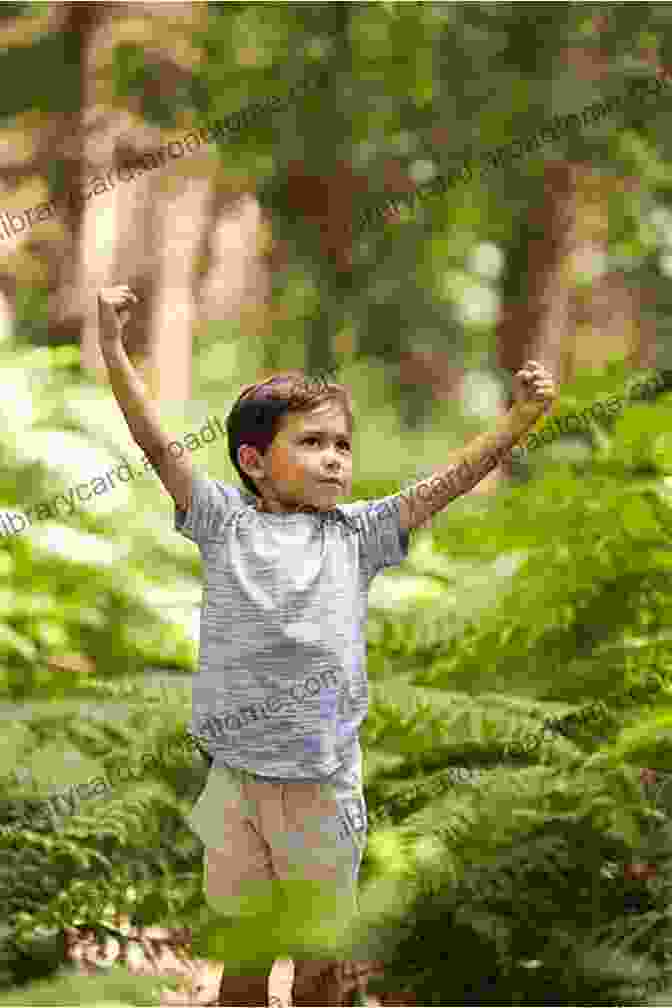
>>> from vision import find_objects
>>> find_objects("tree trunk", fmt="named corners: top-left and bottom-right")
top-left (142, 177), bottom-right (213, 403)
top-left (48, 2), bottom-right (102, 347)
top-left (495, 159), bottom-right (651, 486)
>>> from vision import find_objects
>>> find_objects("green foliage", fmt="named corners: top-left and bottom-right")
top-left (3, 3), bottom-right (672, 998)
top-left (0, 31), bottom-right (80, 125)
top-left (338, 366), bottom-right (672, 1004)
top-left (1, 356), bottom-right (672, 1003)
top-left (0, 964), bottom-right (163, 1005)
top-left (0, 343), bottom-right (200, 700)
top-left (0, 702), bottom-right (209, 993)
top-left (164, 3), bottom-right (672, 389)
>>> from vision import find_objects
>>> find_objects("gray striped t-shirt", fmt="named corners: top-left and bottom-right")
top-left (175, 471), bottom-right (410, 780)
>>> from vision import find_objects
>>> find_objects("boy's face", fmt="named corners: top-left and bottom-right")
top-left (239, 400), bottom-right (353, 513)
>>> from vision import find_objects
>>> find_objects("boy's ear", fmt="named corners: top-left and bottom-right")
top-left (238, 444), bottom-right (260, 471)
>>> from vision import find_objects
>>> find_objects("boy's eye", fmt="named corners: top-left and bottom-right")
top-left (301, 437), bottom-right (351, 449)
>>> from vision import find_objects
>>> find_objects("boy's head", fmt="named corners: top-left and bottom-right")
top-left (226, 372), bottom-right (354, 513)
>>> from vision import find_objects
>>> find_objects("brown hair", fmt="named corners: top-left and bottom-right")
top-left (226, 371), bottom-right (354, 497)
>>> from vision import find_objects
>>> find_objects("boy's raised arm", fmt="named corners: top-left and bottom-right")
top-left (97, 285), bottom-right (194, 514)
top-left (397, 360), bottom-right (557, 533)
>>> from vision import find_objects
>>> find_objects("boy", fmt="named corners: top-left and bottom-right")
top-left (97, 284), bottom-right (555, 1006)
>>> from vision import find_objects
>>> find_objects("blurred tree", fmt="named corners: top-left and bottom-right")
top-left (0, 2), bottom-right (263, 404)
top-left (1, 2), bottom-right (672, 435)
top-left (493, 6), bottom-right (672, 411)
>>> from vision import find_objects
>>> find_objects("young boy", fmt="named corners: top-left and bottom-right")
top-left (97, 284), bottom-right (555, 1006)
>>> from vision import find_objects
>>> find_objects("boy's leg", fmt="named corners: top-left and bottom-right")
top-left (267, 958), bottom-right (294, 1008)
top-left (258, 778), bottom-right (362, 941)
top-left (254, 776), bottom-right (371, 1005)
top-left (188, 760), bottom-right (376, 1004)
top-left (186, 762), bottom-right (279, 1005)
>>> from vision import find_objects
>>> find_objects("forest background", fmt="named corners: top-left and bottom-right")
top-left (1, 2), bottom-right (672, 1005)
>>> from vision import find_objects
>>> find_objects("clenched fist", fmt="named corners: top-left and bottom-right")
top-left (97, 285), bottom-right (139, 344)
top-left (511, 360), bottom-right (556, 424)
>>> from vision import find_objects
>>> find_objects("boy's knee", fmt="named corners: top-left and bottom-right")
top-left (204, 878), bottom-right (231, 916)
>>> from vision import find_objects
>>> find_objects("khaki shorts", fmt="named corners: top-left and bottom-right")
top-left (187, 762), bottom-right (367, 960)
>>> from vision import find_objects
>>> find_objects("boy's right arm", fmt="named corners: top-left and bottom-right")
top-left (97, 286), bottom-right (193, 514)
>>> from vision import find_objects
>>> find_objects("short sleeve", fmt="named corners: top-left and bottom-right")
top-left (174, 471), bottom-right (243, 545)
top-left (340, 494), bottom-right (410, 581)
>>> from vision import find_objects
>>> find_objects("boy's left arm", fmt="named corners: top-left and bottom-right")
top-left (398, 360), bottom-right (557, 534)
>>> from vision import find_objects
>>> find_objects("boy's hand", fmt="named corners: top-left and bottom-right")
top-left (97, 285), bottom-right (139, 345)
top-left (511, 359), bottom-right (556, 424)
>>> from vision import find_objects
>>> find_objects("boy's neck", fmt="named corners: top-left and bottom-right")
top-left (254, 496), bottom-right (320, 515)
